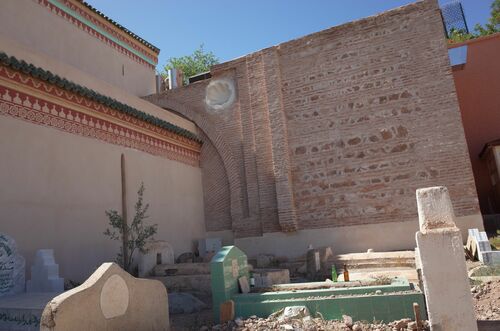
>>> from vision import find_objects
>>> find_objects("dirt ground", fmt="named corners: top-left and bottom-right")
top-left (472, 279), bottom-right (500, 320)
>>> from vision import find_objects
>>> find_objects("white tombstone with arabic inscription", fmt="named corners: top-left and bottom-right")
top-left (0, 233), bottom-right (25, 296)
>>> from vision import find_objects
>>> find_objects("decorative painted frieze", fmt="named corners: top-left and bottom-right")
top-left (0, 59), bottom-right (201, 167)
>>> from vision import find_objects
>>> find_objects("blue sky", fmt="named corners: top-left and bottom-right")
top-left (85, 0), bottom-right (492, 71)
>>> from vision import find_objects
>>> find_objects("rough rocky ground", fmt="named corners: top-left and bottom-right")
top-left (472, 279), bottom-right (500, 320)
top-left (205, 316), bottom-right (429, 331)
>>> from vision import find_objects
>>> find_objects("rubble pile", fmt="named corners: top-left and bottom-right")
top-left (206, 315), bottom-right (429, 331)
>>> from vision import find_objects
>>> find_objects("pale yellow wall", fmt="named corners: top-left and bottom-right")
top-left (0, 0), bottom-right (156, 96)
top-left (0, 35), bottom-right (196, 134)
top-left (0, 116), bottom-right (206, 282)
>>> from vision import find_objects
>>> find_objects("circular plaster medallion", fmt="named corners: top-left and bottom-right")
top-left (100, 274), bottom-right (129, 319)
top-left (205, 79), bottom-right (236, 111)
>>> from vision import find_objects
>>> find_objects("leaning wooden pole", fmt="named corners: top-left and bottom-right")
top-left (121, 153), bottom-right (129, 270)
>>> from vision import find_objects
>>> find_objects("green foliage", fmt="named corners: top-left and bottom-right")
top-left (448, 28), bottom-right (475, 43)
top-left (163, 44), bottom-right (219, 83)
top-left (448, 0), bottom-right (500, 43)
top-left (104, 182), bottom-right (157, 272)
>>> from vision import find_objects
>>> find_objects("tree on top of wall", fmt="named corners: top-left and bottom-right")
top-left (103, 182), bottom-right (157, 273)
top-left (162, 44), bottom-right (219, 84)
top-left (449, 0), bottom-right (500, 43)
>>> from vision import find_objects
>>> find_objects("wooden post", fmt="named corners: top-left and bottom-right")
top-left (413, 302), bottom-right (422, 331)
top-left (121, 153), bottom-right (129, 271)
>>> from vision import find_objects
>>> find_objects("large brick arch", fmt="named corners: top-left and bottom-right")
top-left (148, 97), bottom-right (244, 226)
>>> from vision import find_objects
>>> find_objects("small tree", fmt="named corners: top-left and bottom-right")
top-left (163, 44), bottom-right (219, 84)
top-left (104, 182), bottom-right (157, 273)
top-left (448, 0), bottom-right (500, 43)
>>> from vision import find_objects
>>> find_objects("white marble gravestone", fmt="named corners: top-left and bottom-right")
top-left (0, 233), bottom-right (25, 296)
top-left (137, 241), bottom-right (174, 277)
top-left (27, 249), bottom-right (64, 293)
top-left (198, 238), bottom-right (222, 258)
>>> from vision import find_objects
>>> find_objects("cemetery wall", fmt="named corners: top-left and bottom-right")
top-left (0, 114), bottom-right (205, 282)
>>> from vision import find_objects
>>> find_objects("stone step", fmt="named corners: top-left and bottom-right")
top-left (335, 251), bottom-right (416, 268)
top-left (152, 262), bottom-right (210, 277)
top-left (149, 274), bottom-right (211, 295)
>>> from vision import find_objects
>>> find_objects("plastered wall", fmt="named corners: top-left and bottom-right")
top-left (0, 0), bottom-right (156, 96)
top-left (0, 116), bottom-right (205, 282)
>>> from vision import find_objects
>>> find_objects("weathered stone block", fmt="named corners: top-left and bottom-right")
top-left (415, 186), bottom-right (477, 331)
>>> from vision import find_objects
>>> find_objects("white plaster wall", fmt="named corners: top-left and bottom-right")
top-left (0, 0), bottom-right (156, 96)
top-left (0, 116), bottom-right (206, 282)
top-left (211, 214), bottom-right (483, 258)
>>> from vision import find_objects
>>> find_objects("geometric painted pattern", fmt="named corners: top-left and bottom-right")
top-left (35, 0), bottom-right (158, 69)
top-left (0, 65), bottom-right (200, 167)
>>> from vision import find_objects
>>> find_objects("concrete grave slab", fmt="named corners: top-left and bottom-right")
top-left (0, 233), bottom-right (25, 297)
top-left (40, 262), bottom-right (169, 331)
top-left (253, 269), bottom-right (290, 287)
top-left (415, 186), bottom-right (477, 331)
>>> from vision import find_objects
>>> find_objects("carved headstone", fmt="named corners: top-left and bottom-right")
top-left (0, 233), bottom-right (25, 296)
top-left (27, 249), bottom-right (64, 293)
top-left (40, 263), bottom-right (169, 331)
top-left (137, 241), bottom-right (174, 277)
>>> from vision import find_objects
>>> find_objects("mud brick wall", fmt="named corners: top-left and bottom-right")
top-left (146, 0), bottom-right (480, 238)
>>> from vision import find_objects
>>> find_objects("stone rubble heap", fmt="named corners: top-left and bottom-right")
top-left (205, 315), bottom-right (429, 331)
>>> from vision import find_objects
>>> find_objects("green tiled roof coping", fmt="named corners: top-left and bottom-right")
top-left (0, 52), bottom-right (201, 143)
top-left (77, 0), bottom-right (160, 53)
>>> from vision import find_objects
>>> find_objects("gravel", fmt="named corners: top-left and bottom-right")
top-left (472, 279), bottom-right (500, 320)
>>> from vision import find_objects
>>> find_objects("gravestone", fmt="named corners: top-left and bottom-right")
top-left (210, 246), bottom-right (249, 323)
top-left (0, 233), bottom-right (25, 296)
top-left (137, 241), bottom-right (174, 277)
top-left (40, 263), bottom-right (169, 331)
top-left (198, 238), bottom-right (222, 258)
top-left (415, 186), bottom-right (477, 331)
top-left (467, 228), bottom-right (500, 265)
top-left (306, 246), bottom-right (334, 280)
top-left (27, 249), bottom-right (64, 293)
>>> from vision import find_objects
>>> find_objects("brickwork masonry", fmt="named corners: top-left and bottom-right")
top-left (145, 0), bottom-right (482, 239)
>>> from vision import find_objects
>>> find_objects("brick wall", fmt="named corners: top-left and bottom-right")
top-left (145, 0), bottom-right (480, 238)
